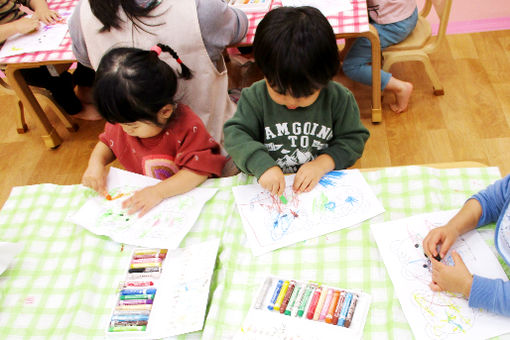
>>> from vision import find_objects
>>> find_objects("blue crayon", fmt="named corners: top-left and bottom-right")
top-left (120, 288), bottom-right (157, 296)
top-left (337, 292), bottom-right (353, 327)
top-left (111, 314), bottom-right (150, 322)
top-left (267, 280), bottom-right (283, 311)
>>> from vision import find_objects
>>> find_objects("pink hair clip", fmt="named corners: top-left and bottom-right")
top-left (150, 45), bottom-right (162, 56)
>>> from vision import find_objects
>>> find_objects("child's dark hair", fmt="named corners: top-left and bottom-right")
top-left (89, 0), bottom-right (158, 32)
top-left (93, 43), bottom-right (192, 126)
top-left (253, 6), bottom-right (340, 98)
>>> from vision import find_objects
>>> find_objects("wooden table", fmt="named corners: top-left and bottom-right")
top-left (240, 0), bottom-right (382, 123)
top-left (0, 0), bottom-right (79, 149)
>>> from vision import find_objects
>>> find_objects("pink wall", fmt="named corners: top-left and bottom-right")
top-left (416, 0), bottom-right (510, 34)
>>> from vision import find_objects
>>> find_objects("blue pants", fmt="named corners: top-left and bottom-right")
top-left (342, 8), bottom-right (418, 90)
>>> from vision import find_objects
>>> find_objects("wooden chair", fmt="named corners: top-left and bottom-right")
top-left (382, 0), bottom-right (453, 95)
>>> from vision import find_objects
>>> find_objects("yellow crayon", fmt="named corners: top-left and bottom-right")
top-left (273, 280), bottom-right (289, 311)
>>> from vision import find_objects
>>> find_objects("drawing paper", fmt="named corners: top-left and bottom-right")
top-left (0, 9), bottom-right (74, 58)
top-left (0, 242), bottom-right (21, 275)
top-left (232, 170), bottom-right (385, 255)
top-left (69, 167), bottom-right (217, 249)
top-left (371, 210), bottom-right (510, 340)
top-left (281, 0), bottom-right (353, 16)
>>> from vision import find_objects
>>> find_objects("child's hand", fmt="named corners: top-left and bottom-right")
top-left (429, 250), bottom-right (473, 298)
top-left (423, 224), bottom-right (459, 260)
top-left (259, 166), bottom-right (285, 196)
top-left (14, 17), bottom-right (39, 34)
top-left (293, 162), bottom-right (325, 193)
top-left (35, 8), bottom-right (60, 25)
top-left (81, 164), bottom-right (108, 197)
top-left (122, 185), bottom-right (164, 217)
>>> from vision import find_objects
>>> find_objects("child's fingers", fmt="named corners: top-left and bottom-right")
top-left (439, 237), bottom-right (456, 259)
top-left (429, 281), bottom-right (443, 292)
top-left (423, 231), bottom-right (442, 257)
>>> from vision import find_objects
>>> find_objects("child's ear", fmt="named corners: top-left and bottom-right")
top-left (158, 104), bottom-right (174, 120)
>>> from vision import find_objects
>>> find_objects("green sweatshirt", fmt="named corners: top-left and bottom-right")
top-left (223, 80), bottom-right (370, 178)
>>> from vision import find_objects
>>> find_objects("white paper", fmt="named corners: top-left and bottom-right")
top-left (106, 239), bottom-right (220, 339)
top-left (281, 0), bottom-right (353, 16)
top-left (370, 210), bottom-right (510, 340)
top-left (0, 242), bottom-right (21, 275)
top-left (0, 9), bottom-right (74, 58)
top-left (69, 167), bottom-right (217, 249)
top-left (233, 170), bottom-right (385, 255)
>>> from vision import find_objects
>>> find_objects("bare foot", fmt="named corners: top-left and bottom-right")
top-left (386, 77), bottom-right (413, 113)
top-left (73, 103), bottom-right (103, 121)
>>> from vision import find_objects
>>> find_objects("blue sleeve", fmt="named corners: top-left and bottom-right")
top-left (471, 174), bottom-right (510, 227)
top-left (68, 0), bottom-right (92, 68)
top-left (469, 275), bottom-right (510, 316)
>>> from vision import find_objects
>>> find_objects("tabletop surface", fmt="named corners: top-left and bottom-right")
top-left (0, 0), bottom-right (369, 64)
top-left (0, 165), bottom-right (508, 339)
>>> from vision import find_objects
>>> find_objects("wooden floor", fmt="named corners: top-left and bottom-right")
top-left (0, 30), bottom-right (509, 208)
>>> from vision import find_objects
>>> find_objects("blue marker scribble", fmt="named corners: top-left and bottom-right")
top-left (345, 196), bottom-right (358, 206)
top-left (324, 201), bottom-right (336, 211)
top-left (271, 213), bottom-right (293, 240)
top-left (319, 171), bottom-right (346, 187)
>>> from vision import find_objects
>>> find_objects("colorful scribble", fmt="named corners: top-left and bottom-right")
top-left (318, 171), bottom-right (347, 187)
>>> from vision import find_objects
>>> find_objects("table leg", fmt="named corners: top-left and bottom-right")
top-left (362, 25), bottom-right (382, 123)
top-left (5, 65), bottom-right (62, 149)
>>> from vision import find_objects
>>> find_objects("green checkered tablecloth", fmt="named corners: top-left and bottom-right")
top-left (0, 166), bottom-right (508, 339)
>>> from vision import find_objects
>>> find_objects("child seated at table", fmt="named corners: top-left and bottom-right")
top-left (82, 45), bottom-right (226, 216)
top-left (342, 0), bottom-right (418, 113)
top-left (0, 0), bottom-right (96, 119)
top-left (223, 6), bottom-right (370, 196)
top-left (423, 175), bottom-right (510, 316)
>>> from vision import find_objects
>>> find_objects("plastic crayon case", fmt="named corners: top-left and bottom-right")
top-left (106, 247), bottom-right (168, 336)
top-left (237, 275), bottom-right (372, 340)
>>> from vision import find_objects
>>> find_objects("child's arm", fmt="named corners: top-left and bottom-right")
top-left (0, 18), bottom-right (39, 42)
top-left (81, 142), bottom-right (116, 197)
top-left (29, 0), bottom-right (60, 24)
top-left (293, 154), bottom-right (335, 193)
top-left (122, 169), bottom-right (207, 217)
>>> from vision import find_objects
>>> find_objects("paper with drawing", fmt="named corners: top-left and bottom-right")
top-left (69, 167), bottom-right (217, 249)
top-left (232, 170), bottom-right (385, 255)
top-left (371, 210), bottom-right (510, 340)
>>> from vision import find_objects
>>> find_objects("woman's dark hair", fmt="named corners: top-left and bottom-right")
top-left (253, 6), bottom-right (340, 98)
top-left (89, 0), bottom-right (159, 32)
top-left (93, 43), bottom-right (192, 126)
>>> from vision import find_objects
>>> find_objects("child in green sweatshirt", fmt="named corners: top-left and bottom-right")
top-left (223, 6), bottom-right (369, 196)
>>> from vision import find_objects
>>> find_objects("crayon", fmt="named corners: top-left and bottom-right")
top-left (124, 281), bottom-right (154, 287)
top-left (130, 262), bottom-right (162, 269)
top-left (273, 280), bottom-right (290, 311)
top-left (120, 294), bottom-right (154, 300)
top-left (318, 288), bottom-right (334, 321)
top-left (325, 290), bottom-right (340, 324)
top-left (109, 320), bottom-right (148, 327)
top-left (108, 325), bottom-right (147, 332)
top-left (115, 304), bottom-right (153, 311)
top-left (131, 257), bottom-right (163, 264)
top-left (254, 277), bottom-right (272, 309)
top-left (128, 267), bottom-right (161, 273)
top-left (126, 272), bottom-right (161, 280)
top-left (332, 290), bottom-right (346, 325)
top-left (118, 299), bottom-right (153, 305)
top-left (297, 284), bottom-right (316, 317)
top-left (267, 280), bottom-right (283, 310)
top-left (111, 314), bottom-right (149, 322)
top-left (279, 195), bottom-right (288, 204)
top-left (337, 292), bottom-right (353, 326)
top-left (121, 288), bottom-right (157, 296)
top-left (344, 293), bottom-right (359, 328)
top-left (279, 280), bottom-right (296, 313)
top-left (306, 286), bottom-right (322, 319)
top-left (284, 283), bottom-right (302, 315)
top-left (313, 287), bottom-right (328, 320)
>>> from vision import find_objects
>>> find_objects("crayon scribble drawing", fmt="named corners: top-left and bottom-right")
top-left (371, 210), bottom-right (510, 340)
top-left (69, 168), bottom-right (217, 249)
top-left (232, 170), bottom-right (385, 255)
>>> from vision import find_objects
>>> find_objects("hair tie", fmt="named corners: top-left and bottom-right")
top-left (176, 58), bottom-right (183, 65)
top-left (150, 45), bottom-right (162, 55)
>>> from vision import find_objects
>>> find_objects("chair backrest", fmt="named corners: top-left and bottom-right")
top-left (421, 0), bottom-right (453, 54)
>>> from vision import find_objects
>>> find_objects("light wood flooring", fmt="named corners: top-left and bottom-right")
top-left (0, 30), bottom-right (509, 208)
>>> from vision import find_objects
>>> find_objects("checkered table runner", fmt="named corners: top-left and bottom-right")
top-left (242, 0), bottom-right (369, 45)
top-left (0, 166), bottom-right (507, 339)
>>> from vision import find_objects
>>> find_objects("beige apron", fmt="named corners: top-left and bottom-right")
top-left (80, 0), bottom-right (236, 144)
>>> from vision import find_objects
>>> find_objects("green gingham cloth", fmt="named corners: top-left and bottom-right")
top-left (0, 166), bottom-right (508, 339)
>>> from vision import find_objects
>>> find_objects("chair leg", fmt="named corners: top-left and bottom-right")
top-left (420, 57), bottom-right (444, 96)
top-left (16, 100), bottom-right (28, 133)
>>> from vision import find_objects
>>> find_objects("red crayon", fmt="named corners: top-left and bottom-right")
top-left (279, 280), bottom-right (296, 313)
top-left (306, 286), bottom-right (322, 320)
top-left (332, 290), bottom-right (346, 325)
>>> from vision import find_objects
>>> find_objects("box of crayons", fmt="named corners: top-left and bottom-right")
top-left (107, 248), bottom-right (167, 335)
top-left (235, 275), bottom-right (371, 340)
